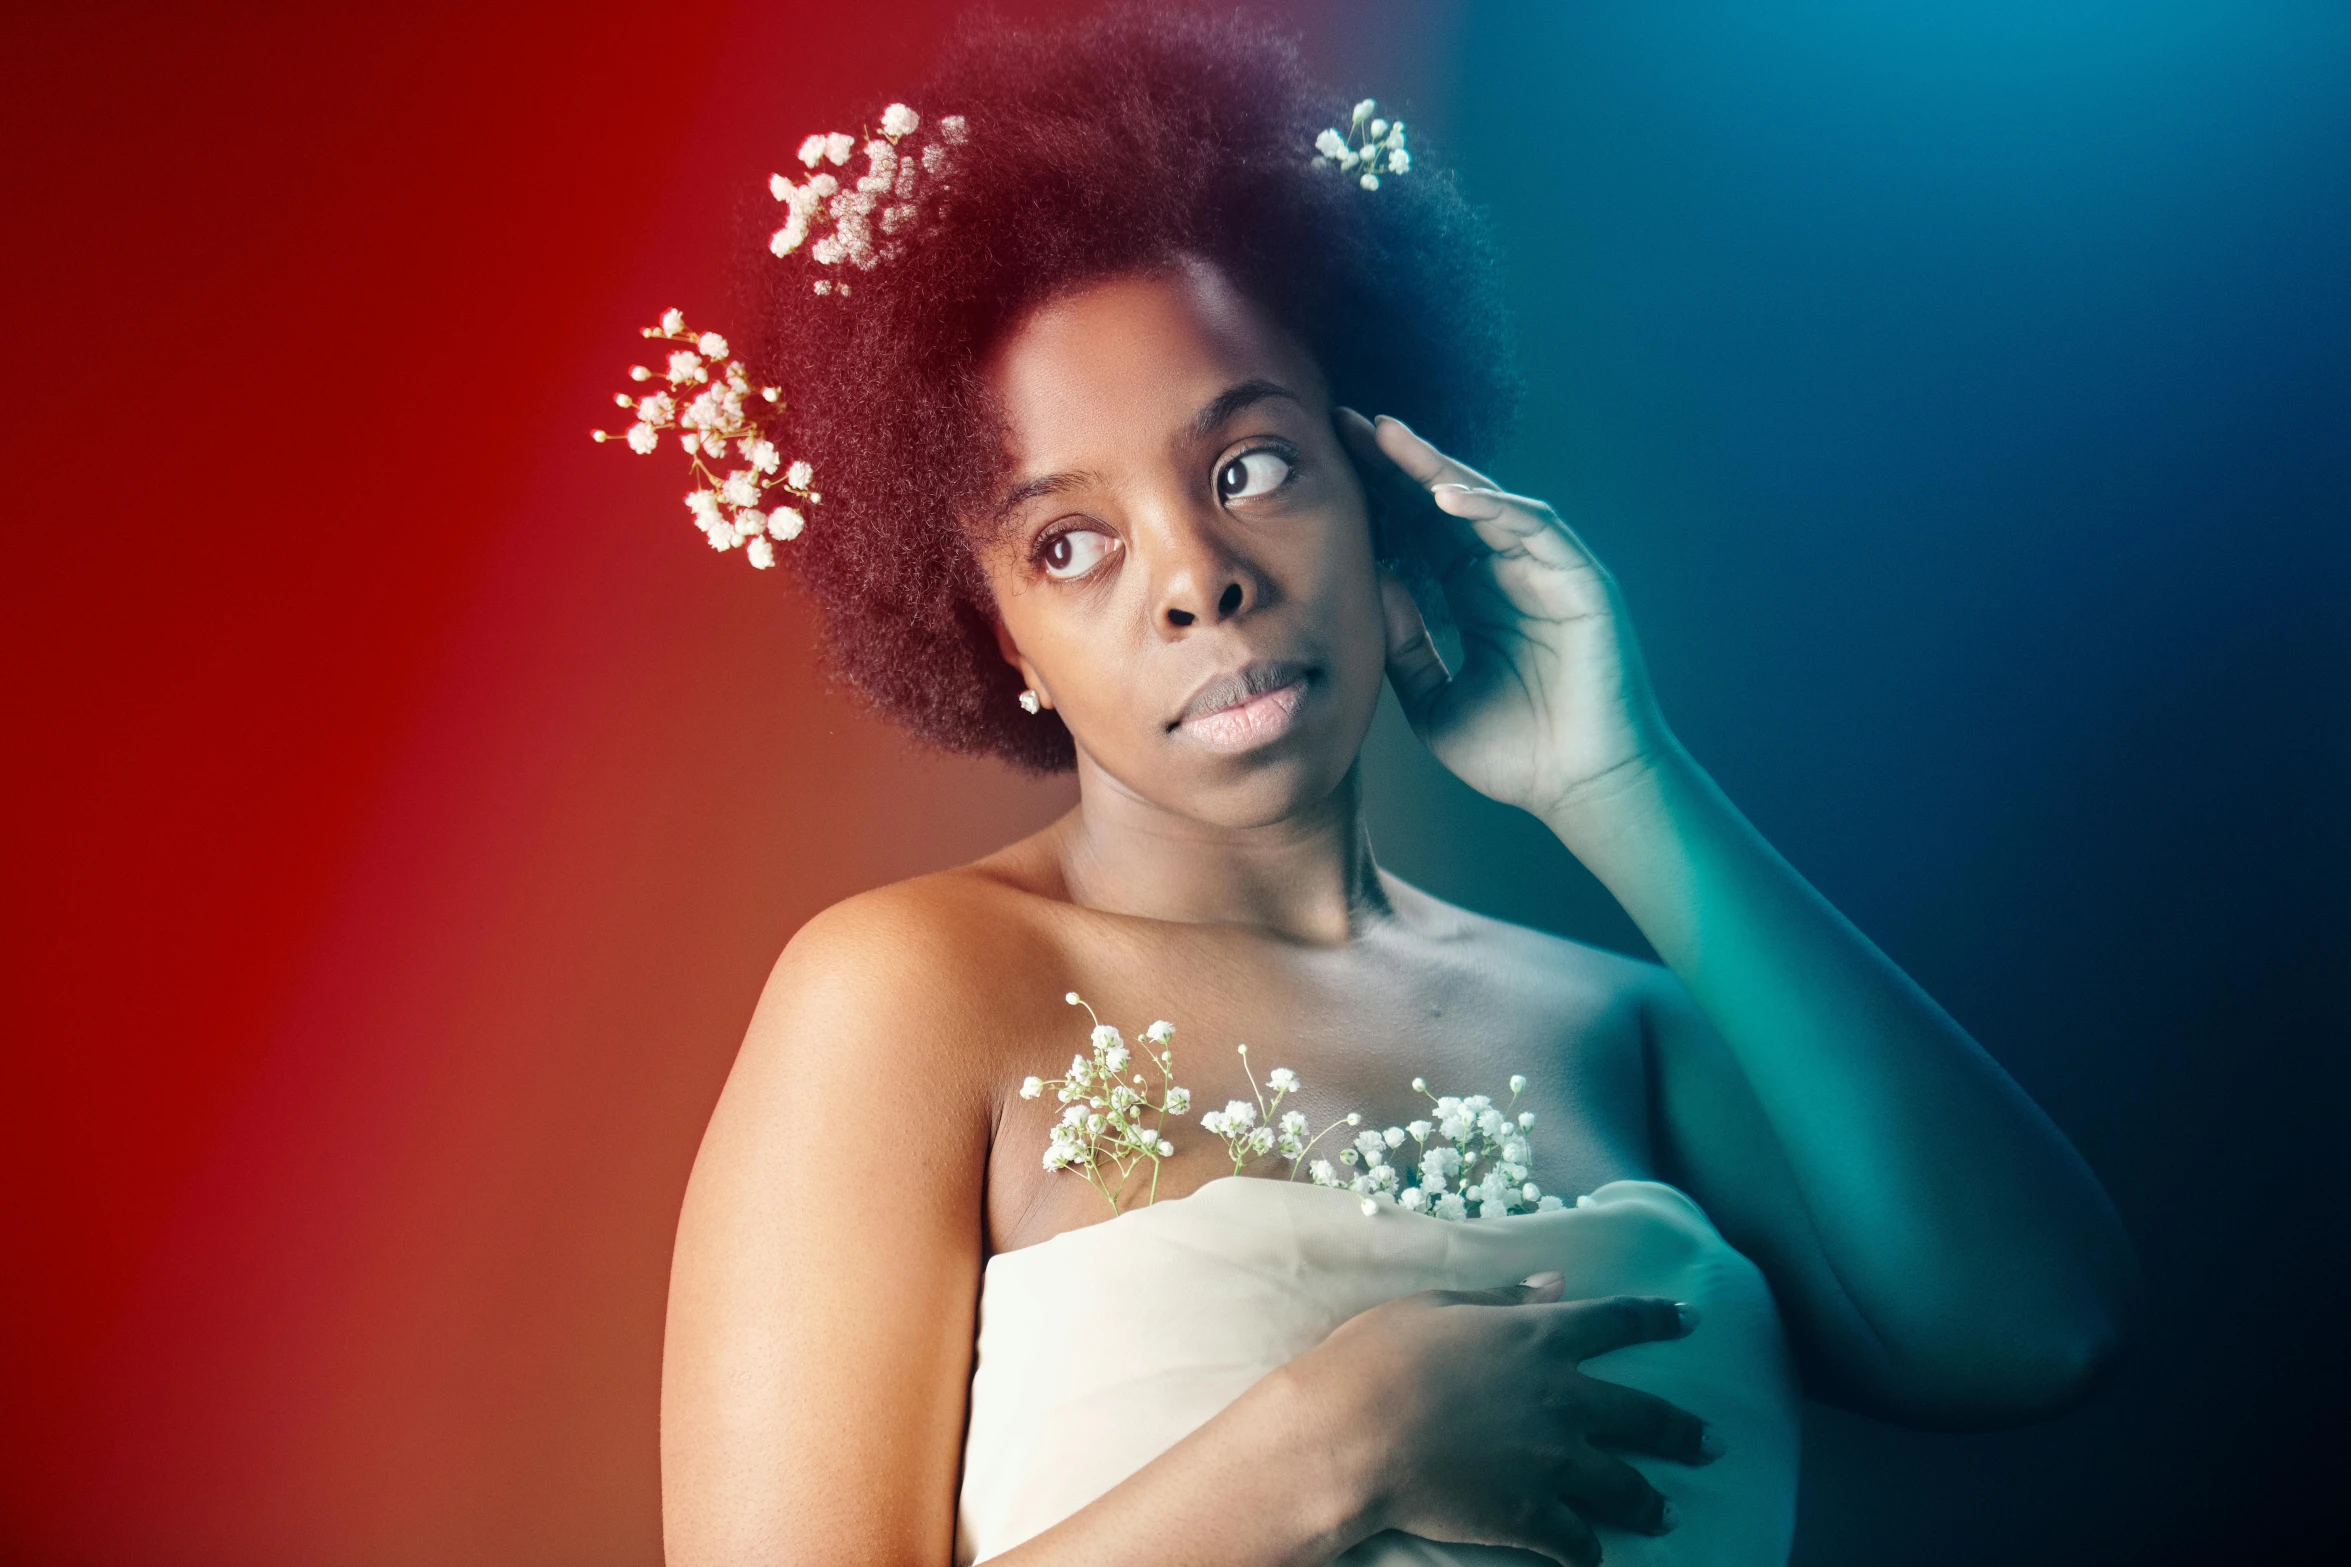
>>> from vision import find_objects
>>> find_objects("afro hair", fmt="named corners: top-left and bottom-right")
top-left (751, 6), bottom-right (1519, 771)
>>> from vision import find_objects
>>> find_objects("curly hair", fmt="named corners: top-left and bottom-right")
top-left (750, 6), bottom-right (1519, 772)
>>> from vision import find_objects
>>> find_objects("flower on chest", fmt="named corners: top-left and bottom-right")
top-left (1022, 992), bottom-right (1564, 1220)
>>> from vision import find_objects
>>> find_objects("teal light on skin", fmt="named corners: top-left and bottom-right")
top-left (1351, 406), bottom-right (2139, 1425)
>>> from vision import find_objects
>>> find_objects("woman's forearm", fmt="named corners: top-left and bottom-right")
top-left (1546, 742), bottom-right (2138, 1415)
top-left (992, 1362), bottom-right (1370, 1567)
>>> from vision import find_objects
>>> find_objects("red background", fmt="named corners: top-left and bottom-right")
top-left (0, 3), bottom-right (1435, 1559)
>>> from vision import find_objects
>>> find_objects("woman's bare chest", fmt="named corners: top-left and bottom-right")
top-left (984, 925), bottom-right (1658, 1252)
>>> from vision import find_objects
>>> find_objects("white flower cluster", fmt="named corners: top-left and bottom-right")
top-left (768, 103), bottom-right (968, 295)
top-left (1200, 1046), bottom-right (1362, 1182)
top-left (1020, 993), bottom-right (1191, 1213)
top-left (1026, 992), bottom-right (1565, 1223)
top-left (1311, 1073), bottom-right (1561, 1220)
top-left (1314, 97), bottom-right (1410, 191)
top-left (590, 309), bottom-right (818, 569)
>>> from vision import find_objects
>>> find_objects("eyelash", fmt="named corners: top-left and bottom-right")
top-left (1024, 439), bottom-right (1305, 578)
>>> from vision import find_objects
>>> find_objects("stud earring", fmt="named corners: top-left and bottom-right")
top-left (1018, 689), bottom-right (1042, 715)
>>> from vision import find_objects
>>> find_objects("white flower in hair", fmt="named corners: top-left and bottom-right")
top-left (591, 308), bottom-right (819, 569)
top-left (596, 100), bottom-right (1051, 577)
top-left (1313, 96), bottom-right (1409, 191)
top-left (767, 99), bottom-right (965, 288)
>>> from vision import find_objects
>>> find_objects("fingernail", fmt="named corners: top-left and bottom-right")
top-left (1521, 1270), bottom-right (1564, 1290)
top-left (1432, 481), bottom-right (1468, 493)
top-left (1674, 1301), bottom-right (1702, 1333)
top-left (1699, 1425), bottom-right (1728, 1461)
top-left (1658, 1500), bottom-right (1680, 1532)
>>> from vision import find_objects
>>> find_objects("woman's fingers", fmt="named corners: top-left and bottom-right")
top-left (1380, 568), bottom-right (1449, 726)
top-left (1335, 408), bottom-right (1492, 559)
top-left (1368, 411), bottom-right (1501, 492)
top-left (1574, 1376), bottom-right (1720, 1466)
top-left (1431, 483), bottom-right (1606, 584)
top-left (1522, 1270), bottom-right (1567, 1301)
top-left (1343, 408), bottom-right (1601, 585)
top-left (1555, 1445), bottom-right (1677, 1535)
top-left (1545, 1295), bottom-right (1699, 1359)
top-left (1517, 1500), bottom-right (1604, 1567)
top-left (1419, 1274), bottom-right (1565, 1311)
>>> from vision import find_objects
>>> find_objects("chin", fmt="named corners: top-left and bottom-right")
top-left (1180, 754), bottom-right (1349, 829)
top-left (1166, 687), bottom-right (1374, 828)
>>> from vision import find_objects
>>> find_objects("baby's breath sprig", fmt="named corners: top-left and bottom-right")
top-left (1313, 97), bottom-right (1410, 191)
top-left (1025, 992), bottom-right (1566, 1222)
top-left (1200, 1046), bottom-right (1363, 1181)
top-left (1019, 993), bottom-right (1193, 1213)
top-left (591, 309), bottom-right (818, 569)
top-left (768, 102), bottom-right (968, 295)
top-left (1309, 1074), bottom-right (1563, 1220)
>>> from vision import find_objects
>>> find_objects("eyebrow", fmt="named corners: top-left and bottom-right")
top-left (996, 468), bottom-right (1099, 517)
top-left (991, 379), bottom-right (1304, 523)
top-left (1189, 378), bottom-right (1302, 441)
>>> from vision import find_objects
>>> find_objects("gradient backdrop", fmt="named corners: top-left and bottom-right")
top-left (4, 3), bottom-right (2345, 1562)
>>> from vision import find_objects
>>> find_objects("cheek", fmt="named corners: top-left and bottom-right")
top-left (1303, 506), bottom-right (1388, 652)
top-left (990, 574), bottom-right (1128, 712)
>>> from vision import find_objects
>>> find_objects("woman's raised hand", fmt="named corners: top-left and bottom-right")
top-left (1337, 410), bottom-right (1672, 822)
top-left (1291, 1275), bottom-right (1717, 1566)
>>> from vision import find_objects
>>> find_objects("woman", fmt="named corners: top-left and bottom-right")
top-left (651, 11), bottom-right (2137, 1564)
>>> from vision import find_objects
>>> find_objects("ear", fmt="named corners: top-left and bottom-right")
top-left (990, 612), bottom-right (1049, 709)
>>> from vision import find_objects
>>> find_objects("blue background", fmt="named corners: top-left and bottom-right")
top-left (1361, 4), bottom-right (2349, 1560)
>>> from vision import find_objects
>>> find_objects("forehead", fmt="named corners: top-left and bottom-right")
top-left (987, 262), bottom-right (1317, 472)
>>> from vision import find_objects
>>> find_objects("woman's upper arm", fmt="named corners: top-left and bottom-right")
top-left (1637, 968), bottom-right (1897, 1406)
top-left (662, 893), bottom-right (997, 1567)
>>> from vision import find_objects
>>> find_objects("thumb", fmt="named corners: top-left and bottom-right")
top-left (1433, 1272), bottom-right (1566, 1309)
top-left (1521, 1270), bottom-right (1567, 1303)
top-left (1380, 567), bottom-right (1448, 729)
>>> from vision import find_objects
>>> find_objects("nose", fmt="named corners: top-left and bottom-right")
top-left (1150, 510), bottom-right (1259, 634)
top-left (1165, 581), bottom-right (1244, 628)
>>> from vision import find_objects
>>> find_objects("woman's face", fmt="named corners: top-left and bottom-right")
top-left (980, 260), bottom-right (1388, 828)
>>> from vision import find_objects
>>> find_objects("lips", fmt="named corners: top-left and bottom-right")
top-left (1172, 659), bottom-right (1313, 753)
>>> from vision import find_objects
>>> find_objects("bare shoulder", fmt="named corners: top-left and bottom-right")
top-left (1381, 871), bottom-right (1665, 1019)
top-left (763, 864), bottom-right (1050, 1007)
top-left (735, 843), bottom-right (1077, 1103)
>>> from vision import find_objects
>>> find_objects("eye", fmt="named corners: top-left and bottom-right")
top-left (1040, 527), bottom-right (1118, 581)
top-left (1216, 448), bottom-right (1292, 504)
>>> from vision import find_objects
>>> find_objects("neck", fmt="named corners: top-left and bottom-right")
top-left (1052, 756), bottom-right (1390, 945)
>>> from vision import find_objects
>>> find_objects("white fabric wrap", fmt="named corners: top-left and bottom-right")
top-left (956, 1177), bottom-right (1800, 1564)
